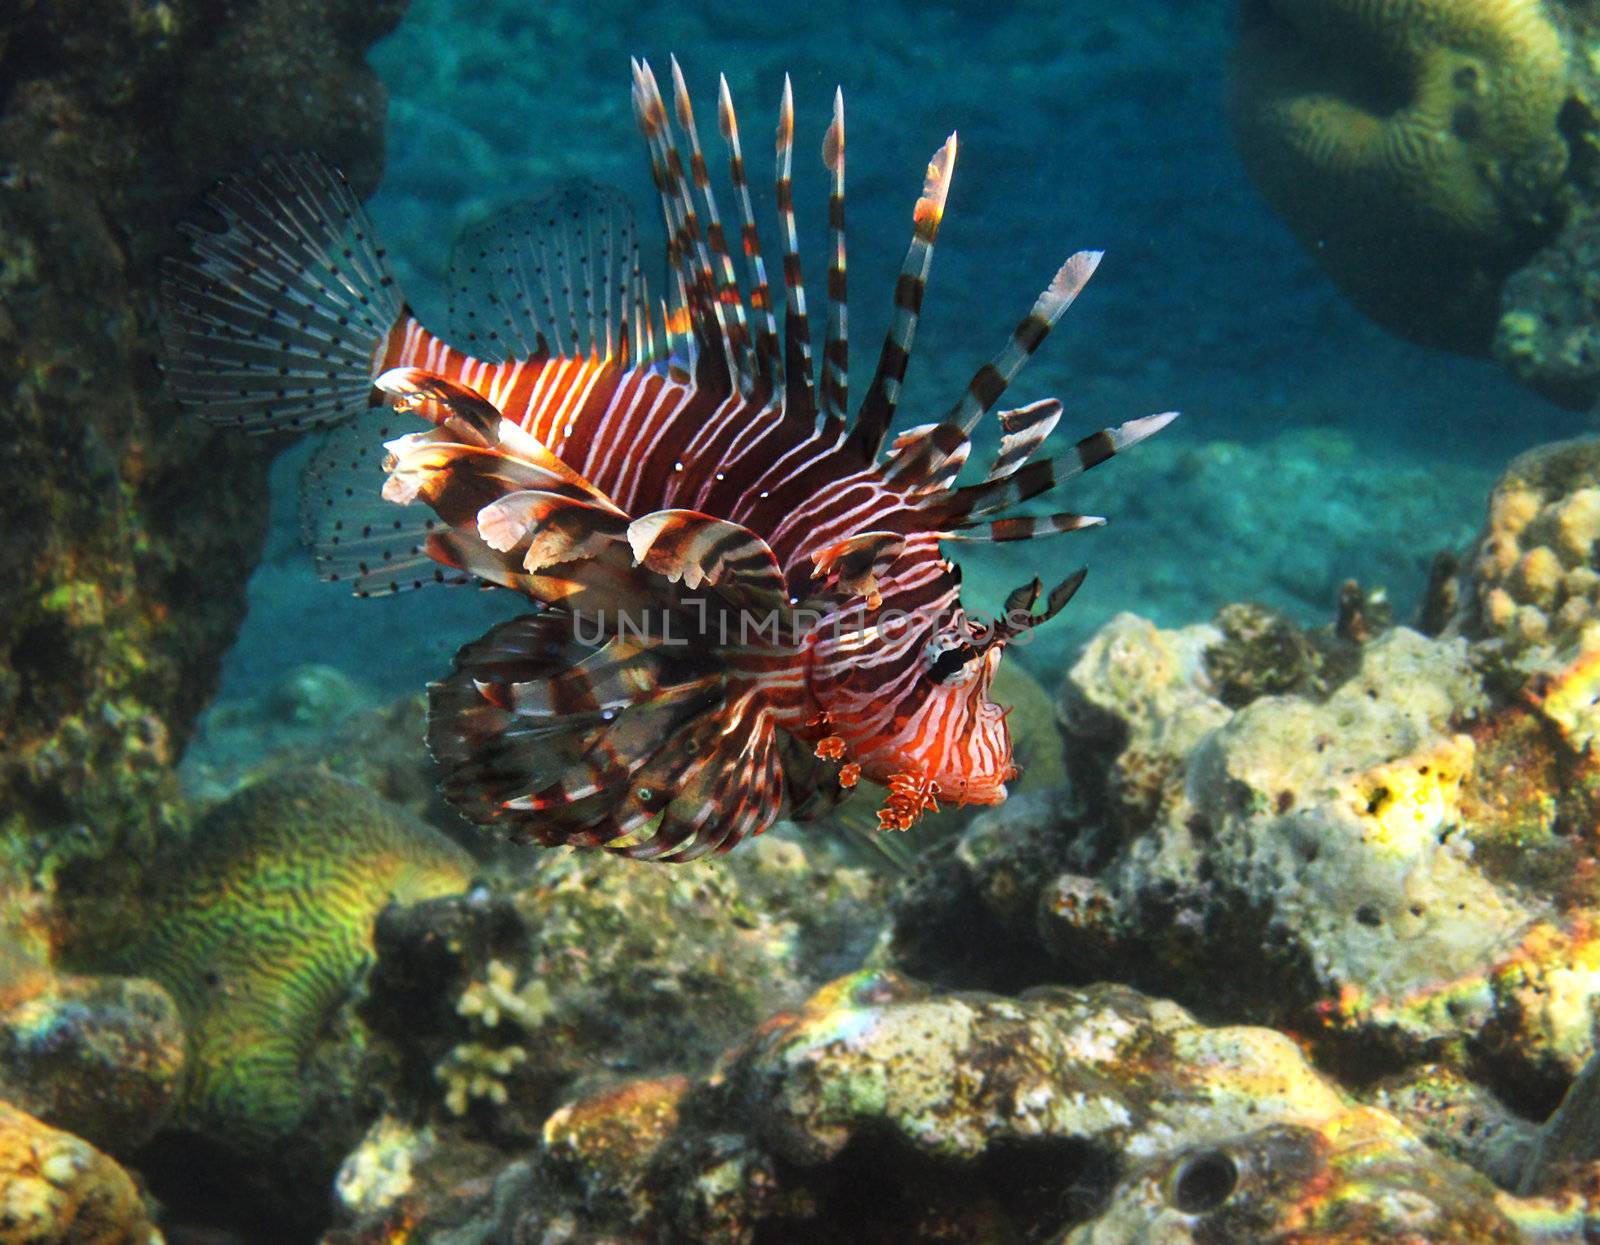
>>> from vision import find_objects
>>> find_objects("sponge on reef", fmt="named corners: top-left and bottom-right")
top-left (1229, 0), bottom-right (1572, 352)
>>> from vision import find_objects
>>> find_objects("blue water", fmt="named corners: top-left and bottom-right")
top-left (193, 0), bottom-right (1579, 762)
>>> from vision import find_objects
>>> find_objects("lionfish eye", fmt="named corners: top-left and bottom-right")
top-left (927, 642), bottom-right (977, 685)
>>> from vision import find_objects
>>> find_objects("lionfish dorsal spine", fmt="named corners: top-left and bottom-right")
top-left (774, 74), bottom-right (819, 423)
top-left (944, 250), bottom-right (1106, 438)
top-left (634, 58), bottom-right (753, 396)
top-left (820, 86), bottom-right (849, 440)
top-left (669, 55), bottom-right (757, 395)
top-left (718, 72), bottom-right (783, 391)
top-left (846, 131), bottom-right (958, 464)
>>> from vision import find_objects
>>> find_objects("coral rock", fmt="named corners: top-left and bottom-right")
top-left (1457, 438), bottom-right (1600, 662)
top-left (0, 971), bottom-right (184, 1155)
top-left (0, 1101), bottom-right (159, 1245)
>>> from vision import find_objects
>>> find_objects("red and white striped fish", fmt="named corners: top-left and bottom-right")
top-left (160, 59), bottom-right (1175, 861)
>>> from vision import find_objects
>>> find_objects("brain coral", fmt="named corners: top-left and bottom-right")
top-left (1229, 0), bottom-right (1573, 352)
top-left (85, 770), bottom-right (473, 1151)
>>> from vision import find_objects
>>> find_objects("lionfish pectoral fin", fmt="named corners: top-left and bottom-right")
top-left (612, 706), bottom-right (785, 862)
top-left (159, 153), bottom-right (404, 435)
top-left (427, 612), bottom-right (727, 847)
top-left (626, 509), bottom-right (786, 595)
top-left (445, 180), bottom-right (652, 367)
top-left (477, 490), bottom-right (629, 573)
top-left (374, 368), bottom-right (501, 444)
top-left (810, 530), bottom-right (906, 607)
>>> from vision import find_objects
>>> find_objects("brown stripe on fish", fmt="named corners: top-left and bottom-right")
top-left (719, 74), bottom-right (782, 388)
top-left (821, 81), bottom-right (848, 438)
top-left (848, 133), bottom-right (957, 463)
top-left (775, 74), bottom-right (817, 421)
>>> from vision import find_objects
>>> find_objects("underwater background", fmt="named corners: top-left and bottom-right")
top-left (13, 0), bottom-right (1600, 1241)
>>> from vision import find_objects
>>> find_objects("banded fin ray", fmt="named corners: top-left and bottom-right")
top-left (775, 74), bottom-right (818, 423)
top-left (943, 251), bottom-right (1102, 436)
top-left (632, 58), bottom-right (744, 393)
top-left (445, 180), bottom-right (648, 366)
top-left (718, 73), bottom-right (782, 388)
top-left (820, 87), bottom-right (849, 437)
top-left (299, 407), bottom-right (466, 597)
top-left (932, 411), bottom-right (1179, 527)
top-left (846, 132), bottom-right (957, 464)
top-left (160, 153), bottom-right (404, 434)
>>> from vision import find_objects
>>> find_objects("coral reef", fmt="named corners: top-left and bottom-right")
top-left (0, 971), bottom-right (185, 1156)
top-left (80, 771), bottom-right (472, 1152)
top-left (360, 833), bottom-right (885, 1142)
top-left (1452, 437), bottom-right (1600, 662)
top-left (893, 604), bottom-right (1600, 1117)
top-left (1229, 0), bottom-right (1574, 353)
top-left (329, 971), bottom-right (1596, 1243)
top-left (0, 1101), bottom-right (159, 1245)
top-left (0, 0), bottom-right (404, 882)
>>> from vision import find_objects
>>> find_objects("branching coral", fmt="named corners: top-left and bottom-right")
top-left (435, 1043), bottom-right (528, 1117)
top-left (432, 958), bottom-right (551, 1117)
top-left (1230, 0), bottom-right (1573, 351)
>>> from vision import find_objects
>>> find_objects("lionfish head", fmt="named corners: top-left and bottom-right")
top-left (904, 624), bottom-right (1016, 806)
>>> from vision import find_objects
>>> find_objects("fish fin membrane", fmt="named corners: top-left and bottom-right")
top-left (428, 612), bottom-right (752, 851)
top-left (159, 152), bottom-right (403, 434)
top-left (626, 509), bottom-right (786, 597)
top-left (446, 180), bottom-right (651, 367)
top-left (299, 408), bottom-right (470, 596)
top-left (612, 705), bottom-right (785, 862)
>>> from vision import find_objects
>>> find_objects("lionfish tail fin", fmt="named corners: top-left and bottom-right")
top-left (159, 153), bottom-right (403, 434)
top-left (847, 132), bottom-right (958, 463)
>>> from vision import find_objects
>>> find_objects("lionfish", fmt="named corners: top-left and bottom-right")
top-left (160, 59), bottom-right (1175, 861)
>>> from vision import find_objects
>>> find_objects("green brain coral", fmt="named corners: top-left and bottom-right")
top-left (1230, 0), bottom-right (1572, 352)
top-left (86, 770), bottom-right (473, 1149)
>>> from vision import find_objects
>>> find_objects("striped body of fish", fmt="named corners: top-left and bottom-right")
top-left (160, 60), bottom-right (1175, 861)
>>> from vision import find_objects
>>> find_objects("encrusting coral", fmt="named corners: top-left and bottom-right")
top-left (0, 1101), bottom-right (159, 1245)
top-left (0, 0), bottom-right (406, 884)
top-left (329, 971), bottom-right (1596, 1244)
top-left (79, 770), bottom-right (473, 1153)
top-left (1229, 0), bottom-right (1573, 352)
top-left (1453, 437), bottom-right (1600, 662)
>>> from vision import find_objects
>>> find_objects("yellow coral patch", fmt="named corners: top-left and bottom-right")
top-left (1345, 735), bottom-right (1473, 854)
top-left (1530, 645), bottom-right (1600, 752)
